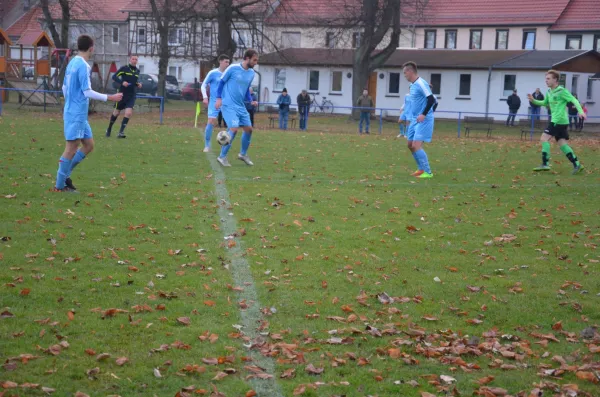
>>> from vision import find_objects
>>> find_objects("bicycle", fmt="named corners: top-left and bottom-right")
top-left (310, 93), bottom-right (334, 114)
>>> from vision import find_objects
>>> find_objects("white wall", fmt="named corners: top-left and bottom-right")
top-left (136, 56), bottom-right (201, 84)
top-left (550, 33), bottom-right (599, 50)
top-left (414, 26), bottom-right (552, 50)
top-left (260, 64), bottom-right (600, 122)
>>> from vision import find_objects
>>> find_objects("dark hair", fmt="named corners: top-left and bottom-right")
top-left (402, 61), bottom-right (418, 73)
top-left (77, 35), bottom-right (94, 52)
top-left (218, 54), bottom-right (229, 62)
top-left (546, 69), bottom-right (560, 81)
top-left (243, 49), bottom-right (258, 60)
top-left (282, 88), bottom-right (287, 92)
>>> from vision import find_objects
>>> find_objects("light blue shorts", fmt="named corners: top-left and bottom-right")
top-left (208, 100), bottom-right (219, 119)
top-left (406, 123), bottom-right (417, 141)
top-left (412, 118), bottom-right (434, 143)
top-left (64, 120), bottom-right (92, 141)
top-left (221, 105), bottom-right (251, 128)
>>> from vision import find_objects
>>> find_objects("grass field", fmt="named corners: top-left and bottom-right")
top-left (1, 108), bottom-right (599, 397)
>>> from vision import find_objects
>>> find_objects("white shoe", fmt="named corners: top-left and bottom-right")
top-left (217, 156), bottom-right (231, 167)
top-left (396, 134), bottom-right (402, 138)
top-left (237, 153), bottom-right (254, 166)
top-left (203, 146), bottom-right (210, 153)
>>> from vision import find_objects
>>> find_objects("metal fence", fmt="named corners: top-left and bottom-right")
top-left (0, 88), bottom-right (165, 124)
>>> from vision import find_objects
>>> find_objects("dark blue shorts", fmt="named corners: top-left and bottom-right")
top-left (115, 95), bottom-right (136, 111)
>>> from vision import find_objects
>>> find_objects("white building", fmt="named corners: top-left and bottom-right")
top-left (258, 48), bottom-right (600, 123)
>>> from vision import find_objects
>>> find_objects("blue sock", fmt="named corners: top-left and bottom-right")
top-left (68, 150), bottom-right (86, 177)
top-left (415, 149), bottom-right (431, 174)
top-left (219, 130), bottom-right (236, 158)
top-left (412, 152), bottom-right (421, 170)
top-left (204, 123), bottom-right (213, 148)
top-left (55, 157), bottom-right (72, 189)
top-left (240, 131), bottom-right (252, 156)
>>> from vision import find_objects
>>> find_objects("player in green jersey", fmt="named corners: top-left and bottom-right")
top-left (528, 70), bottom-right (586, 175)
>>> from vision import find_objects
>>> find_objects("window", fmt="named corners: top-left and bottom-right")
top-left (469, 29), bottom-right (482, 49)
top-left (112, 27), bottom-right (119, 44)
top-left (566, 35), bottom-right (582, 50)
top-left (330, 71), bottom-right (342, 93)
top-left (571, 75), bottom-right (579, 96)
top-left (233, 30), bottom-right (251, 48)
top-left (587, 77), bottom-right (594, 100)
top-left (503, 74), bottom-right (516, 96)
top-left (424, 30), bottom-right (436, 48)
top-left (352, 32), bottom-right (363, 48)
top-left (281, 32), bottom-right (301, 48)
top-left (308, 70), bottom-right (319, 92)
top-left (168, 28), bottom-right (184, 45)
top-left (495, 30), bottom-right (508, 50)
top-left (594, 34), bottom-right (600, 51)
top-left (138, 64), bottom-right (144, 73)
top-left (444, 30), bottom-right (456, 49)
top-left (168, 66), bottom-right (177, 77)
top-left (522, 30), bottom-right (536, 49)
top-left (559, 73), bottom-right (567, 87)
top-left (274, 68), bottom-right (286, 91)
top-left (325, 32), bottom-right (336, 49)
top-left (459, 74), bottom-right (471, 96)
top-left (388, 72), bottom-right (400, 95)
top-left (203, 29), bottom-right (212, 47)
top-left (137, 28), bottom-right (146, 44)
top-left (430, 73), bottom-right (441, 95)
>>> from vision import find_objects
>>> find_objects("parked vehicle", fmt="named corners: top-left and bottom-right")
top-left (182, 82), bottom-right (203, 101)
top-left (112, 73), bottom-right (157, 96)
top-left (166, 75), bottom-right (179, 87)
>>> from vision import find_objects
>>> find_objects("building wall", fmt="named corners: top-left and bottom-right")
top-left (259, 64), bottom-right (600, 122)
top-left (550, 32), bottom-right (600, 50)
top-left (413, 26), bottom-right (552, 50)
top-left (136, 55), bottom-right (201, 84)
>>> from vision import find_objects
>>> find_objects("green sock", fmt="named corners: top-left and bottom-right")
top-left (541, 141), bottom-right (551, 166)
top-left (560, 144), bottom-right (580, 167)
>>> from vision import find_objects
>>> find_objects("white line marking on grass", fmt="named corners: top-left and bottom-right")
top-left (206, 154), bottom-right (284, 397)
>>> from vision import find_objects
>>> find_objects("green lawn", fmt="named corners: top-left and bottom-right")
top-left (0, 109), bottom-right (599, 397)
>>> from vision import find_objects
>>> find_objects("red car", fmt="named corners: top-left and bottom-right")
top-left (182, 83), bottom-right (203, 101)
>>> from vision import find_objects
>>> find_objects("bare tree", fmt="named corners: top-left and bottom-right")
top-left (312, 0), bottom-right (427, 115)
top-left (147, 0), bottom-right (204, 97)
top-left (39, 0), bottom-right (70, 87)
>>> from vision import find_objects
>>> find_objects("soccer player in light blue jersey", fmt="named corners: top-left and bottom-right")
top-left (201, 54), bottom-right (230, 152)
top-left (215, 49), bottom-right (259, 167)
top-left (403, 61), bottom-right (436, 179)
top-left (54, 35), bottom-right (122, 192)
top-left (398, 86), bottom-right (411, 138)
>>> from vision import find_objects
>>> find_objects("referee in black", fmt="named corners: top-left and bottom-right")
top-left (106, 55), bottom-right (141, 138)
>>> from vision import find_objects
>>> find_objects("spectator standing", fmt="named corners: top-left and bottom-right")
top-left (567, 94), bottom-right (579, 131)
top-left (245, 87), bottom-right (257, 127)
top-left (276, 88), bottom-right (291, 130)
top-left (356, 89), bottom-right (374, 134)
top-left (506, 89), bottom-right (521, 126)
top-left (297, 89), bottom-right (311, 130)
top-left (530, 88), bottom-right (544, 121)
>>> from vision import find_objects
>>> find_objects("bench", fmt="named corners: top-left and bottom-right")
top-left (519, 119), bottom-right (547, 140)
top-left (135, 94), bottom-right (162, 112)
top-left (267, 106), bottom-right (297, 129)
top-left (463, 116), bottom-right (495, 137)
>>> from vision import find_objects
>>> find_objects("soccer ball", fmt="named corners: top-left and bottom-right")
top-left (217, 130), bottom-right (230, 146)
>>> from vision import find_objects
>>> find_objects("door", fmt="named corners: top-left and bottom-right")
top-left (368, 72), bottom-right (377, 108)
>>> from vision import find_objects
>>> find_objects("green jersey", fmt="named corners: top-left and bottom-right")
top-left (530, 85), bottom-right (583, 125)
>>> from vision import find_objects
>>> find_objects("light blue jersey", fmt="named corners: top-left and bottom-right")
top-left (409, 77), bottom-right (434, 121)
top-left (216, 63), bottom-right (254, 109)
top-left (201, 68), bottom-right (223, 118)
top-left (400, 93), bottom-right (412, 121)
top-left (63, 56), bottom-right (92, 123)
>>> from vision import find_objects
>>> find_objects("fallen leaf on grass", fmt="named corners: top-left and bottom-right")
top-left (305, 364), bottom-right (324, 375)
top-left (20, 288), bottom-right (31, 296)
top-left (115, 357), bottom-right (129, 366)
top-left (74, 392), bottom-right (90, 397)
top-left (96, 353), bottom-right (111, 361)
top-left (177, 317), bottom-right (191, 326)
top-left (280, 368), bottom-right (296, 378)
top-left (153, 368), bottom-right (162, 378)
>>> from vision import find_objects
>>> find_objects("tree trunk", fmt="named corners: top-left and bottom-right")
top-left (217, 0), bottom-right (237, 59)
top-left (157, 26), bottom-right (169, 98)
top-left (40, 0), bottom-right (70, 88)
top-left (351, 54), bottom-right (370, 119)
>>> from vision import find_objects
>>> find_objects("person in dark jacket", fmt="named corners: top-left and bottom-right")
top-left (567, 94), bottom-right (579, 131)
top-left (276, 88), bottom-right (291, 130)
top-left (506, 89), bottom-right (521, 126)
top-left (297, 89), bottom-right (311, 130)
top-left (530, 88), bottom-right (544, 121)
top-left (106, 55), bottom-right (142, 138)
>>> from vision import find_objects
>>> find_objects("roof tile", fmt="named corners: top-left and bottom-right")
top-left (550, 0), bottom-right (600, 31)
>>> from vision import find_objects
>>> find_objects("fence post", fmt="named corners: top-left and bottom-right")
top-left (160, 97), bottom-right (164, 125)
top-left (379, 108), bottom-right (383, 135)
top-left (457, 112), bottom-right (462, 138)
top-left (43, 89), bottom-right (47, 113)
top-left (530, 112), bottom-right (534, 141)
top-left (0, 89), bottom-right (3, 117)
